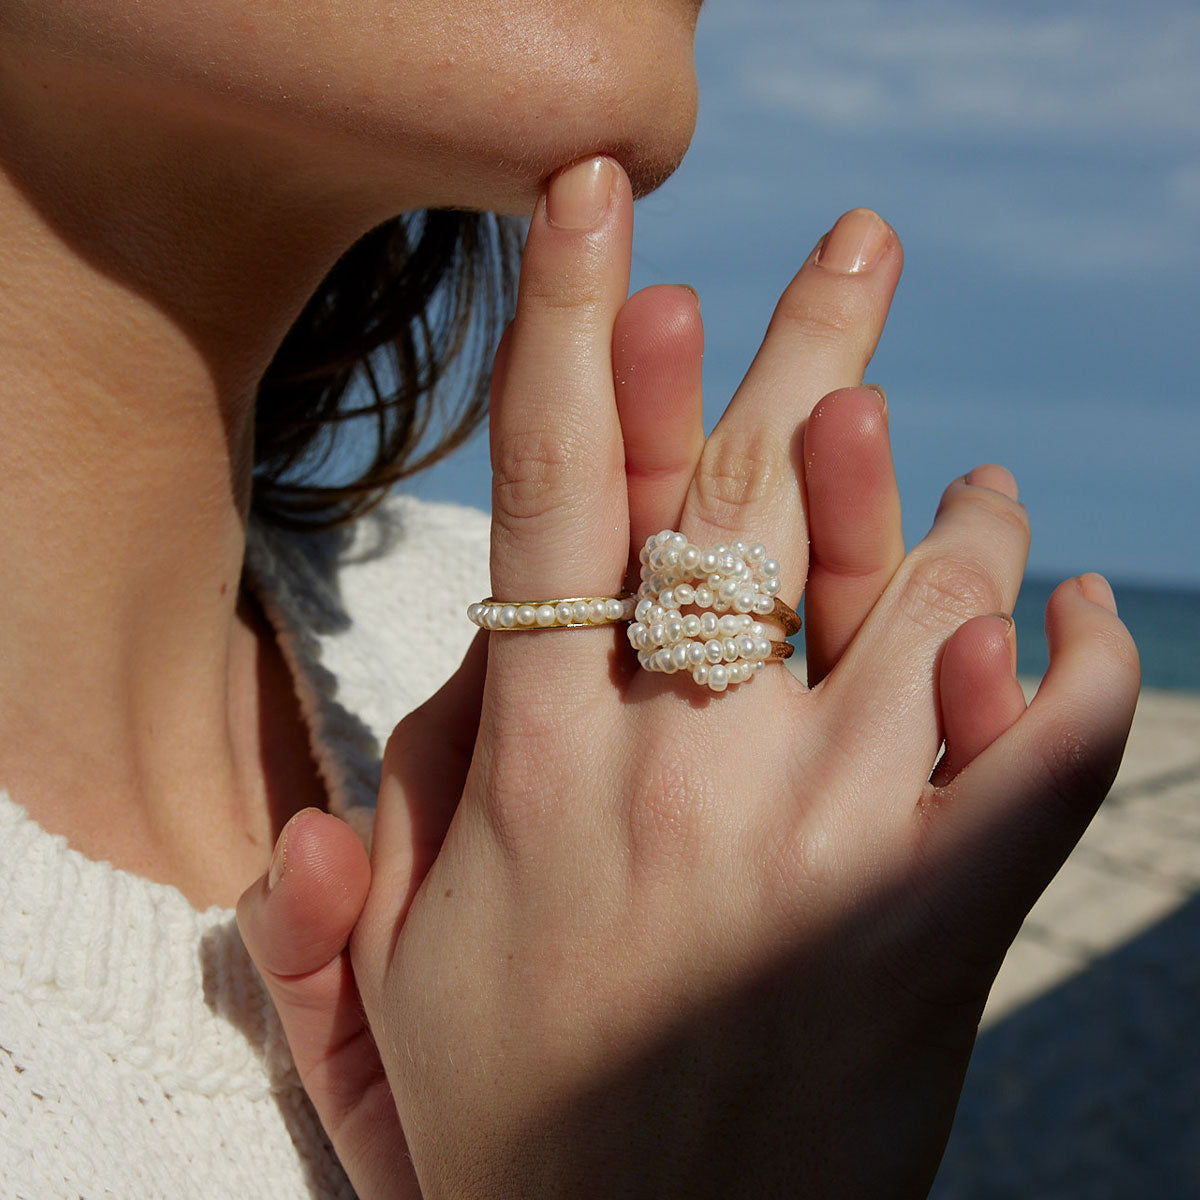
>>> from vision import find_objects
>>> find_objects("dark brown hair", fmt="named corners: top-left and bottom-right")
top-left (251, 209), bottom-right (520, 530)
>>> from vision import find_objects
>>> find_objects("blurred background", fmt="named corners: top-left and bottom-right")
top-left (407, 5), bottom-right (1200, 1192)
top-left (411, 0), bottom-right (1200, 689)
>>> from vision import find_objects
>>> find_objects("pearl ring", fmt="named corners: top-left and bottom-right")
top-left (466, 531), bottom-right (799, 693)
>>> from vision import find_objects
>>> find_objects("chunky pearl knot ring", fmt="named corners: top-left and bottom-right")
top-left (628, 531), bottom-right (799, 692)
top-left (465, 532), bottom-right (798, 694)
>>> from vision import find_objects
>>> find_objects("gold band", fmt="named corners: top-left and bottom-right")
top-left (767, 598), bottom-right (803, 637)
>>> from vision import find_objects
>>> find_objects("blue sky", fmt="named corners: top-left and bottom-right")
top-left (411, 0), bottom-right (1200, 587)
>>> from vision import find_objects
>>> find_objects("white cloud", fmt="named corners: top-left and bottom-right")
top-left (700, 0), bottom-right (1200, 144)
top-left (675, 1), bottom-right (1200, 277)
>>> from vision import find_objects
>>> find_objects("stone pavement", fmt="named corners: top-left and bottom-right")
top-left (786, 659), bottom-right (1200, 1194)
top-left (933, 685), bottom-right (1200, 1198)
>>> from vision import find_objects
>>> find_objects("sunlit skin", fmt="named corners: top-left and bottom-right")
top-left (0, 0), bottom-right (702, 906)
top-left (1, 1), bottom-right (1139, 1196)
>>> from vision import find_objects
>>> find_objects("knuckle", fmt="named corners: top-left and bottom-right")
top-left (473, 724), bottom-right (569, 852)
top-left (519, 264), bottom-right (608, 317)
top-left (772, 285), bottom-right (868, 351)
top-left (491, 425), bottom-right (581, 526)
top-left (895, 555), bottom-right (1001, 633)
top-left (1033, 717), bottom-right (1119, 824)
top-left (947, 484), bottom-right (1031, 544)
top-left (624, 753), bottom-right (710, 874)
top-left (690, 428), bottom-right (787, 535)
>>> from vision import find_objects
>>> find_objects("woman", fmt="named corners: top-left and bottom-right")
top-left (0, 2), bottom-right (1139, 1196)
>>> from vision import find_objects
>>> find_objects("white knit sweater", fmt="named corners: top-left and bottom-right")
top-left (0, 496), bottom-right (491, 1198)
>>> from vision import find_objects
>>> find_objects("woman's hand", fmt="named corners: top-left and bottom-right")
top-left (349, 158), bottom-right (1138, 1196)
top-left (241, 156), bottom-right (1138, 1198)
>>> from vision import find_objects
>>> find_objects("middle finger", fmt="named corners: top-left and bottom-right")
top-left (681, 208), bottom-right (902, 601)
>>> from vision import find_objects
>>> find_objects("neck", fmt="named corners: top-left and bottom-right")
top-left (0, 50), bottom-right (401, 907)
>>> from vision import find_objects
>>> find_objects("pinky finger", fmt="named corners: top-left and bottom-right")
top-left (916, 574), bottom-right (1140, 962)
top-left (931, 613), bottom-right (1027, 786)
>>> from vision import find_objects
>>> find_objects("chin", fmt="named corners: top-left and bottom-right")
top-left (476, 73), bottom-right (700, 217)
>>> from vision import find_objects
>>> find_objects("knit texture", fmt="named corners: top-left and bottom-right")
top-left (0, 495), bottom-right (491, 1198)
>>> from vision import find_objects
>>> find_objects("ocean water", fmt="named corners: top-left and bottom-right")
top-left (1013, 577), bottom-right (1200, 693)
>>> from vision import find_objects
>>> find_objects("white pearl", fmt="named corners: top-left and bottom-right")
top-left (664, 619), bottom-right (684, 643)
top-left (731, 540), bottom-right (747, 557)
top-left (749, 543), bottom-right (766, 563)
top-left (708, 664), bottom-right (729, 692)
top-left (704, 639), bottom-right (724, 663)
top-left (605, 598), bottom-right (624, 621)
top-left (700, 612), bottom-right (718, 636)
top-left (717, 614), bottom-right (741, 635)
top-left (517, 605), bottom-right (537, 626)
top-left (536, 604), bottom-right (556, 626)
top-left (671, 644), bottom-right (690, 670)
top-left (660, 588), bottom-right (676, 611)
top-left (682, 614), bottom-right (702, 638)
top-left (686, 641), bottom-right (706, 667)
top-left (656, 528), bottom-right (675, 546)
top-left (674, 583), bottom-right (695, 606)
top-left (588, 600), bottom-right (608, 623)
top-left (722, 638), bottom-right (739, 662)
top-left (693, 663), bottom-right (710, 685)
top-left (762, 578), bottom-right (781, 597)
top-left (754, 596), bottom-right (774, 615)
top-left (755, 637), bottom-right (772, 659)
top-left (467, 603), bottom-right (484, 625)
top-left (734, 590), bottom-right (756, 613)
top-left (762, 558), bottom-right (780, 577)
top-left (500, 605), bottom-right (518, 628)
top-left (699, 550), bottom-right (718, 573)
top-left (681, 545), bottom-right (701, 571)
top-left (694, 585), bottom-right (714, 608)
top-left (555, 602), bottom-right (573, 624)
top-left (719, 553), bottom-right (737, 574)
top-left (649, 623), bottom-right (666, 646)
top-left (739, 635), bottom-right (757, 658)
top-left (750, 622), bottom-right (765, 637)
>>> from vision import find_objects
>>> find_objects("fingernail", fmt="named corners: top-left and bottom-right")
top-left (964, 464), bottom-right (1019, 501)
top-left (267, 809), bottom-right (313, 892)
top-left (546, 156), bottom-right (614, 231)
top-left (987, 611), bottom-right (1018, 673)
top-left (267, 830), bottom-right (288, 892)
top-left (817, 208), bottom-right (890, 274)
top-left (1078, 572), bottom-right (1118, 615)
top-left (865, 382), bottom-right (888, 421)
top-left (676, 283), bottom-right (701, 309)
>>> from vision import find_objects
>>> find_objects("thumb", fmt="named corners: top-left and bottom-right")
top-left (237, 808), bottom-right (417, 1200)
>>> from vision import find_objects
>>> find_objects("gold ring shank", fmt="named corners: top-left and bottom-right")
top-left (768, 598), bottom-right (803, 637)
